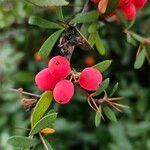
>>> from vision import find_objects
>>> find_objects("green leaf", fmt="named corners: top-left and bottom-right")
top-left (95, 105), bottom-right (101, 127)
top-left (30, 113), bottom-right (57, 135)
top-left (94, 60), bottom-right (112, 72)
top-left (95, 33), bottom-right (106, 55)
top-left (134, 47), bottom-right (146, 69)
top-left (103, 107), bottom-right (117, 122)
top-left (93, 78), bottom-right (110, 97)
top-left (88, 33), bottom-right (96, 46)
top-left (8, 136), bottom-right (39, 148)
top-left (116, 10), bottom-right (128, 27)
top-left (130, 32), bottom-right (145, 43)
top-left (56, 6), bottom-right (64, 21)
top-left (28, 16), bottom-right (63, 29)
top-left (88, 22), bottom-right (99, 34)
top-left (110, 82), bottom-right (119, 97)
top-left (31, 91), bottom-right (53, 127)
top-left (69, 11), bottom-right (99, 24)
top-left (27, 0), bottom-right (69, 7)
top-left (126, 33), bottom-right (137, 46)
top-left (38, 29), bottom-right (64, 58)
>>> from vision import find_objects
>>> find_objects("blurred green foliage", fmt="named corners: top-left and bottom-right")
top-left (0, 0), bottom-right (150, 150)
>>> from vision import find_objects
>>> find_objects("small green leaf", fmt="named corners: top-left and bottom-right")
top-left (88, 22), bottom-right (99, 34)
top-left (88, 33), bottom-right (96, 46)
top-left (31, 91), bottom-right (53, 127)
top-left (95, 33), bottom-right (106, 55)
top-left (8, 136), bottom-right (39, 148)
top-left (103, 107), bottom-right (117, 122)
top-left (27, 0), bottom-right (69, 7)
top-left (134, 47), bottom-right (146, 69)
top-left (69, 11), bottom-right (99, 24)
top-left (130, 33), bottom-right (145, 43)
top-left (30, 113), bottom-right (57, 135)
top-left (93, 78), bottom-right (110, 97)
top-left (126, 33), bottom-right (137, 46)
top-left (56, 6), bottom-right (64, 21)
top-left (38, 29), bottom-right (64, 58)
top-left (95, 105), bottom-right (101, 127)
top-left (94, 60), bottom-right (112, 72)
top-left (110, 82), bottom-right (119, 97)
top-left (28, 16), bottom-right (63, 29)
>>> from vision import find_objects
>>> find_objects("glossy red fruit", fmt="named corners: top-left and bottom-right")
top-left (90, 0), bottom-right (100, 4)
top-left (119, 0), bottom-right (131, 7)
top-left (35, 68), bottom-right (60, 91)
top-left (121, 2), bottom-right (136, 20)
top-left (53, 80), bottom-right (74, 104)
top-left (132, 0), bottom-right (148, 9)
top-left (48, 56), bottom-right (71, 80)
top-left (79, 67), bottom-right (103, 91)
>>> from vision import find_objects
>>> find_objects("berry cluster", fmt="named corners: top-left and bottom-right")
top-left (90, 0), bottom-right (148, 20)
top-left (119, 0), bottom-right (148, 20)
top-left (35, 56), bottom-right (103, 104)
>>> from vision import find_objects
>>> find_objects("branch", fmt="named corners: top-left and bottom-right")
top-left (9, 88), bottom-right (41, 98)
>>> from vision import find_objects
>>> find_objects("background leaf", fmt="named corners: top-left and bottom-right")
top-left (27, 0), bottom-right (69, 7)
top-left (31, 91), bottom-right (53, 127)
top-left (8, 136), bottom-right (39, 148)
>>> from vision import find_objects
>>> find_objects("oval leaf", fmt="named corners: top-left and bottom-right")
top-left (29, 16), bottom-right (63, 29)
top-left (27, 0), bottom-right (69, 7)
top-left (30, 113), bottom-right (58, 135)
top-left (8, 136), bottom-right (39, 148)
top-left (69, 11), bottom-right (99, 24)
top-left (110, 82), bottom-right (119, 97)
top-left (94, 60), bottom-right (112, 72)
top-left (134, 47), bottom-right (146, 69)
top-left (38, 29), bottom-right (64, 58)
top-left (103, 107), bottom-right (117, 122)
top-left (95, 106), bottom-right (101, 127)
top-left (31, 91), bottom-right (53, 127)
top-left (95, 33), bottom-right (106, 55)
top-left (93, 78), bottom-right (110, 97)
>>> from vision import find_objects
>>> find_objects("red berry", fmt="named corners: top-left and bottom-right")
top-left (119, 0), bottom-right (131, 7)
top-left (53, 80), bottom-right (74, 104)
top-left (48, 56), bottom-right (71, 80)
top-left (90, 0), bottom-right (100, 4)
top-left (132, 0), bottom-right (147, 9)
top-left (121, 2), bottom-right (136, 20)
top-left (78, 67), bottom-right (103, 91)
top-left (35, 68), bottom-right (60, 91)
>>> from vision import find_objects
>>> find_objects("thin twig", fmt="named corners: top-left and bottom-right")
top-left (39, 133), bottom-right (49, 150)
top-left (9, 88), bottom-right (41, 98)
